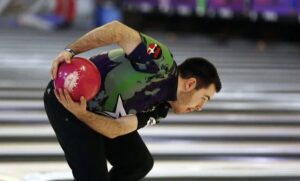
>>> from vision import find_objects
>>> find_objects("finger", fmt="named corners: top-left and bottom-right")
top-left (65, 56), bottom-right (71, 64)
top-left (80, 96), bottom-right (87, 106)
top-left (58, 88), bottom-right (68, 104)
top-left (51, 61), bottom-right (59, 80)
top-left (64, 89), bottom-right (74, 104)
top-left (50, 67), bottom-right (53, 80)
top-left (80, 96), bottom-right (87, 110)
top-left (51, 67), bottom-right (57, 80)
top-left (64, 53), bottom-right (72, 64)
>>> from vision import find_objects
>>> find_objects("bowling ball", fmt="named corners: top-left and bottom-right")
top-left (54, 57), bottom-right (101, 101)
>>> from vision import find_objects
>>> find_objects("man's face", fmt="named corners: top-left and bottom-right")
top-left (171, 82), bottom-right (216, 114)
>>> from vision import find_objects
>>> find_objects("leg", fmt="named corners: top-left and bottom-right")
top-left (104, 131), bottom-right (154, 181)
top-left (43, 81), bottom-right (109, 181)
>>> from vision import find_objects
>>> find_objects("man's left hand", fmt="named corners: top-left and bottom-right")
top-left (54, 88), bottom-right (87, 118)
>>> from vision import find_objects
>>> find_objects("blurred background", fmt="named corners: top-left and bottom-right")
top-left (0, 0), bottom-right (300, 181)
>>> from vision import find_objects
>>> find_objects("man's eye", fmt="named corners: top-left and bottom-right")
top-left (202, 97), bottom-right (209, 103)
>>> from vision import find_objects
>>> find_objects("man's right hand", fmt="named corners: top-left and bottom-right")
top-left (50, 50), bottom-right (73, 80)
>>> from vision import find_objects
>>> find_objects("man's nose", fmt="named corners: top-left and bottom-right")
top-left (195, 104), bottom-right (203, 111)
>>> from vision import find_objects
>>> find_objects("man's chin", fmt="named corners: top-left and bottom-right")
top-left (172, 109), bottom-right (187, 114)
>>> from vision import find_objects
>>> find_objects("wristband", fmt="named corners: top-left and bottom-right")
top-left (135, 102), bottom-right (170, 129)
top-left (136, 112), bottom-right (160, 129)
top-left (64, 48), bottom-right (77, 57)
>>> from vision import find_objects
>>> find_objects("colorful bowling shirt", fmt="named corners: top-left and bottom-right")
top-left (87, 33), bottom-right (178, 128)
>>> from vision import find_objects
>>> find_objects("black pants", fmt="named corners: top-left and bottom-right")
top-left (43, 81), bottom-right (154, 181)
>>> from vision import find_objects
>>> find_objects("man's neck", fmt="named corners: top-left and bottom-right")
top-left (168, 75), bottom-right (183, 106)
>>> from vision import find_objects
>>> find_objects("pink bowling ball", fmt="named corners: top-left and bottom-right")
top-left (54, 57), bottom-right (101, 101)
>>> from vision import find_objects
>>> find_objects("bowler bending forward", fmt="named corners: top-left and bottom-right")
top-left (43, 21), bottom-right (222, 181)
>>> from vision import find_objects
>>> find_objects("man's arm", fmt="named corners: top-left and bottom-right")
top-left (77, 111), bottom-right (138, 139)
top-left (68, 20), bottom-right (141, 55)
top-left (51, 21), bottom-right (141, 79)
top-left (55, 88), bottom-right (137, 139)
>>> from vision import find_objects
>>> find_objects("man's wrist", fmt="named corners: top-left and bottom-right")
top-left (75, 110), bottom-right (89, 121)
top-left (64, 48), bottom-right (77, 57)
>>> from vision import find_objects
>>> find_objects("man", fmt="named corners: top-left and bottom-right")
top-left (43, 20), bottom-right (221, 181)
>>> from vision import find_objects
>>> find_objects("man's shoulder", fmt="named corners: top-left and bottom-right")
top-left (140, 33), bottom-right (174, 63)
top-left (126, 33), bottom-right (175, 75)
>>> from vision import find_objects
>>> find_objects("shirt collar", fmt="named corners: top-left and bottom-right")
top-left (166, 66), bottom-right (178, 101)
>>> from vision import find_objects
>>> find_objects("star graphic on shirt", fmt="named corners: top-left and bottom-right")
top-left (103, 95), bottom-right (127, 119)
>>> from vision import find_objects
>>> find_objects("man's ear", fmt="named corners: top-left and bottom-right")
top-left (184, 77), bottom-right (197, 92)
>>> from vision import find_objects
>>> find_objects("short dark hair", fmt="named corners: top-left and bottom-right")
top-left (178, 57), bottom-right (222, 92)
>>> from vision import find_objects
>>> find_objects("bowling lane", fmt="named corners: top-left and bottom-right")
top-left (1, 124), bottom-right (300, 140)
top-left (0, 159), bottom-right (300, 181)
